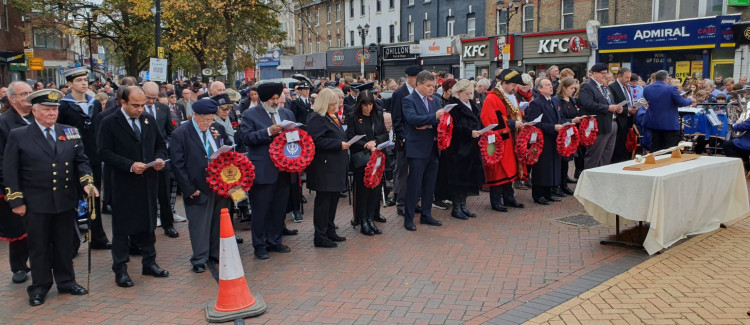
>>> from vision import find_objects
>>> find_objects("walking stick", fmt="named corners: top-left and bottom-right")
top-left (86, 184), bottom-right (96, 292)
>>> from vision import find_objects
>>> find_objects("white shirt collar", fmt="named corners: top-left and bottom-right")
top-left (35, 120), bottom-right (54, 135)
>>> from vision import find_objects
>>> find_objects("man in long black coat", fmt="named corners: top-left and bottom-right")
top-left (97, 86), bottom-right (169, 288)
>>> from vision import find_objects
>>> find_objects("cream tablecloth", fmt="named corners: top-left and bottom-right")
top-left (574, 156), bottom-right (750, 255)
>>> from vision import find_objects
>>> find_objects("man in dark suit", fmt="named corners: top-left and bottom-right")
top-left (578, 63), bottom-right (623, 169)
top-left (342, 85), bottom-right (356, 107)
top-left (290, 83), bottom-right (313, 125)
top-left (170, 98), bottom-right (232, 273)
top-left (643, 70), bottom-right (694, 151)
top-left (3, 89), bottom-right (95, 306)
top-left (166, 90), bottom-right (186, 123)
top-left (0, 81), bottom-right (33, 284)
top-left (401, 71), bottom-right (446, 231)
top-left (239, 82), bottom-right (295, 259)
top-left (142, 82), bottom-right (178, 238)
top-left (57, 67), bottom-right (111, 249)
top-left (608, 67), bottom-right (640, 163)
top-left (98, 86), bottom-right (169, 288)
top-left (390, 66), bottom-right (422, 216)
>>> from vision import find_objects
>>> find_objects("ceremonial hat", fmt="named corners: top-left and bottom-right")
top-left (211, 93), bottom-right (232, 106)
top-left (26, 89), bottom-right (64, 106)
top-left (405, 65), bottom-right (423, 76)
top-left (498, 69), bottom-right (525, 85)
top-left (165, 90), bottom-right (175, 97)
top-left (192, 81), bottom-right (202, 88)
top-left (257, 82), bottom-right (284, 102)
top-left (62, 67), bottom-right (88, 82)
top-left (590, 63), bottom-right (608, 73)
top-left (354, 82), bottom-right (375, 92)
top-left (225, 88), bottom-right (241, 102)
top-left (295, 83), bottom-right (310, 90)
top-left (192, 98), bottom-right (218, 115)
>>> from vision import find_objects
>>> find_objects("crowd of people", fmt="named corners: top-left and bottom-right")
top-left (1, 62), bottom-right (749, 308)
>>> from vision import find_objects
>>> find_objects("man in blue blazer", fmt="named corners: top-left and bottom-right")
top-left (643, 70), bottom-right (694, 151)
top-left (390, 66), bottom-right (422, 217)
top-left (239, 82), bottom-right (295, 260)
top-left (579, 63), bottom-right (622, 169)
top-left (401, 71), bottom-right (446, 231)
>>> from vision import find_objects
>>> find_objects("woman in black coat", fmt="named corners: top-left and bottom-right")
top-left (346, 91), bottom-right (389, 236)
top-left (552, 77), bottom-right (580, 196)
top-left (306, 88), bottom-right (350, 248)
top-left (443, 79), bottom-right (486, 219)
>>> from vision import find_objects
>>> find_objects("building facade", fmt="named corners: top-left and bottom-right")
top-left (0, 3), bottom-right (26, 85)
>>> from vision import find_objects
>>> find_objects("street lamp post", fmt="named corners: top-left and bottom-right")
top-left (356, 24), bottom-right (369, 79)
top-left (70, 4), bottom-right (99, 81)
top-left (496, 0), bottom-right (520, 70)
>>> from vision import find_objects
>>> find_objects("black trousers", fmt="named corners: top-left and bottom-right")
top-left (353, 167), bottom-right (380, 223)
top-left (111, 230), bottom-right (156, 273)
top-left (532, 185), bottom-right (552, 201)
top-left (313, 191), bottom-right (340, 240)
top-left (156, 170), bottom-right (174, 227)
top-left (722, 141), bottom-right (750, 166)
top-left (286, 174), bottom-right (301, 214)
top-left (24, 210), bottom-right (77, 297)
top-left (561, 159), bottom-right (571, 186)
top-left (405, 147), bottom-right (439, 223)
top-left (89, 161), bottom-right (109, 245)
top-left (250, 172), bottom-right (290, 250)
top-left (9, 238), bottom-right (29, 273)
top-left (649, 129), bottom-right (681, 152)
top-left (489, 183), bottom-right (518, 206)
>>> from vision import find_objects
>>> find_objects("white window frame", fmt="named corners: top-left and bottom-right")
top-left (408, 0), bottom-right (414, 6)
top-left (316, 8), bottom-right (320, 26)
top-left (497, 9), bottom-right (507, 35)
top-left (423, 19), bottom-right (431, 39)
top-left (327, 5), bottom-right (331, 24)
top-left (389, 0), bottom-right (395, 10)
top-left (349, 0), bottom-right (354, 18)
top-left (652, 0), bottom-right (726, 21)
top-left (408, 21), bottom-right (414, 42)
top-left (522, 4), bottom-right (533, 32)
top-left (561, 0), bottom-right (574, 29)
top-left (328, 35), bottom-right (332, 48)
top-left (309, 41), bottom-right (313, 54)
top-left (594, 0), bottom-right (608, 25)
top-left (317, 39), bottom-right (321, 52)
top-left (360, 0), bottom-right (365, 16)
top-left (446, 17), bottom-right (455, 37)
top-left (467, 15), bottom-right (476, 37)
top-left (376, 0), bottom-right (381, 13)
top-left (389, 24), bottom-right (395, 43)
top-left (337, 2), bottom-right (341, 22)
top-left (338, 34), bottom-right (342, 47)
top-left (351, 30), bottom-right (355, 46)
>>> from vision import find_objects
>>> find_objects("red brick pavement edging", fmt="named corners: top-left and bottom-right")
top-left (0, 184), bottom-right (635, 324)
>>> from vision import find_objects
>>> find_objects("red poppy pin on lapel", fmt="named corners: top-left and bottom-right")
top-left (58, 135), bottom-right (66, 141)
top-left (428, 97), bottom-right (433, 101)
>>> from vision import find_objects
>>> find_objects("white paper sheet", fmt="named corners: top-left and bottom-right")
top-left (209, 145), bottom-right (234, 159)
top-left (280, 120), bottom-right (302, 130)
top-left (346, 135), bottom-right (365, 145)
top-left (526, 114), bottom-right (543, 126)
top-left (146, 159), bottom-right (170, 168)
top-left (443, 104), bottom-right (457, 113)
top-left (478, 124), bottom-right (498, 134)
top-left (376, 140), bottom-right (395, 151)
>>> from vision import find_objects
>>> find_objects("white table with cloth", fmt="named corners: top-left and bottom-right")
top-left (574, 156), bottom-right (750, 255)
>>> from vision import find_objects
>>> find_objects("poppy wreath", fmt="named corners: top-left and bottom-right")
top-left (363, 150), bottom-right (386, 189)
top-left (478, 130), bottom-right (504, 165)
top-left (205, 151), bottom-right (256, 198)
top-left (268, 128), bottom-right (315, 173)
top-left (557, 125), bottom-right (580, 157)
top-left (436, 113), bottom-right (453, 150)
top-left (625, 128), bottom-right (638, 152)
top-left (578, 116), bottom-right (598, 146)
top-left (515, 125), bottom-right (544, 165)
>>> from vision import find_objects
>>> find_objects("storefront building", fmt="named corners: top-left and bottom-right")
top-left (597, 15), bottom-right (741, 84)
top-left (522, 29), bottom-right (592, 80)
top-left (258, 49), bottom-right (282, 81)
top-left (326, 47), bottom-right (378, 80)
top-left (381, 44), bottom-right (419, 81)
top-left (460, 37), bottom-right (491, 79)
top-left (418, 37), bottom-right (459, 77)
top-left (291, 53), bottom-right (327, 79)
top-left (732, 20), bottom-right (750, 80)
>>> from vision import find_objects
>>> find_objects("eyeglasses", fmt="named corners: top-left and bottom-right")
top-left (12, 92), bottom-right (30, 97)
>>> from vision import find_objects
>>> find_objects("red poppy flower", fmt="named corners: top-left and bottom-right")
top-left (478, 130), bottom-right (504, 164)
top-left (205, 151), bottom-right (256, 197)
top-left (578, 116), bottom-right (598, 146)
top-left (268, 128), bottom-right (315, 173)
top-left (363, 150), bottom-right (386, 189)
top-left (58, 135), bottom-right (66, 141)
top-left (231, 121), bottom-right (238, 128)
top-left (171, 120), bottom-right (177, 126)
top-left (515, 125), bottom-right (544, 165)
top-left (436, 113), bottom-right (453, 150)
top-left (556, 125), bottom-right (579, 157)
top-left (428, 97), bottom-right (433, 101)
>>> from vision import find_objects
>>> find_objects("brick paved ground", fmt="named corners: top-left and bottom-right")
top-left (0, 181), bottom-right (645, 324)
top-left (527, 214), bottom-right (750, 325)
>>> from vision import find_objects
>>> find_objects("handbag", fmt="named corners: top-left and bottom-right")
top-left (351, 150), bottom-right (371, 169)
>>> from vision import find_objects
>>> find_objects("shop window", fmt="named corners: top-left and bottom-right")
top-left (423, 19), bottom-right (431, 39)
top-left (389, 24), bottom-right (395, 43)
top-left (446, 17), bottom-right (455, 37)
top-left (522, 5), bottom-right (533, 32)
top-left (497, 9), bottom-right (507, 35)
top-left (408, 21), bottom-right (414, 42)
top-left (377, 26), bottom-right (382, 43)
top-left (595, 0), bottom-right (608, 26)
top-left (562, 0), bottom-right (574, 29)
top-left (33, 27), bottom-right (63, 49)
top-left (654, 0), bottom-right (724, 21)
top-left (467, 14), bottom-right (476, 37)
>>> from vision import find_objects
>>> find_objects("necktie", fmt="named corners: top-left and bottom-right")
top-left (44, 127), bottom-right (55, 150)
top-left (422, 96), bottom-right (430, 113)
top-left (600, 85), bottom-right (612, 105)
top-left (150, 106), bottom-right (157, 123)
top-left (269, 111), bottom-right (276, 124)
top-left (130, 118), bottom-right (141, 138)
top-left (623, 85), bottom-right (633, 106)
top-left (202, 131), bottom-right (213, 156)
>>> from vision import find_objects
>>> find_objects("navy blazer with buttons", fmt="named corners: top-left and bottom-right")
top-left (239, 105), bottom-right (295, 185)
top-left (402, 90), bottom-right (440, 159)
top-left (643, 81), bottom-right (693, 131)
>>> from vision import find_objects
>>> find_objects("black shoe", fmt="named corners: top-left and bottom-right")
top-left (142, 264), bottom-right (169, 277)
top-left (192, 264), bottom-right (206, 273)
top-left (546, 196), bottom-right (562, 202)
top-left (58, 284), bottom-right (87, 295)
top-left (566, 177), bottom-right (577, 184)
top-left (327, 231), bottom-right (347, 242)
top-left (551, 188), bottom-right (566, 197)
top-left (115, 272), bottom-right (134, 287)
top-left (416, 204), bottom-right (422, 211)
top-left (282, 228), bottom-right (298, 236)
top-left (505, 201), bottom-right (525, 209)
top-left (238, 207), bottom-right (251, 223)
top-left (367, 219), bottom-right (382, 235)
top-left (339, 192), bottom-right (347, 198)
top-left (432, 201), bottom-right (449, 210)
top-left (360, 220), bottom-right (374, 236)
top-left (91, 241), bottom-right (112, 250)
top-left (29, 294), bottom-right (45, 307)
top-left (386, 198), bottom-right (396, 207)
top-left (254, 249), bottom-right (269, 259)
top-left (267, 244), bottom-right (291, 253)
top-left (163, 225), bottom-right (179, 238)
top-left (491, 205), bottom-right (508, 212)
top-left (12, 270), bottom-right (28, 284)
top-left (461, 203), bottom-right (477, 218)
top-left (451, 207), bottom-right (468, 220)
top-left (397, 207), bottom-right (406, 217)
top-left (561, 186), bottom-right (575, 195)
top-left (404, 220), bottom-right (417, 231)
top-left (301, 196), bottom-right (307, 204)
top-left (314, 238), bottom-right (338, 248)
top-left (235, 236), bottom-right (244, 244)
top-left (292, 211), bottom-right (303, 223)
top-left (420, 216), bottom-right (442, 226)
top-left (534, 197), bottom-right (550, 205)
top-left (374, 214), bottom-right (387, 223)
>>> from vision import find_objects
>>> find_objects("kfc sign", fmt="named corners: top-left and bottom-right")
top-left (537, 36), bottom-right (587, 54)
top-left (463, 45), bottom-right (487, 58)
top-left (524, 31), bottom-right (591, 58)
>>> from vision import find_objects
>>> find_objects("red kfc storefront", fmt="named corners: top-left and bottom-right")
top-left (521, 29), bottom-right (591, 79)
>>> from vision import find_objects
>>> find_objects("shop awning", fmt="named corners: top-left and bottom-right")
top-left (524, 57), bottom-right (589, 65)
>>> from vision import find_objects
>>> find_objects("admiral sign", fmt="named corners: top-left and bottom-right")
top-left (522, 31), bottom-right (590, 59)
top-left (382, 45), bottom-right (418, 61)
top-left (598, 15), bottom-right (740, 53)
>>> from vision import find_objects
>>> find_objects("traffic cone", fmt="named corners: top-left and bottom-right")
top-left (205, 208), bottom-right (266, 322)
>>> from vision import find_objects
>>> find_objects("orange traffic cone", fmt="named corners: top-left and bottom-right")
top-left (205, 208), bottom-right (266, 322)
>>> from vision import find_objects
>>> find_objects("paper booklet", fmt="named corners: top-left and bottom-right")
top-left (346, 135), bottom-right (365, 145)
top-left (209, 145), bottom-right (234, 159)
top-left (280, 120), bottom-right (302, 130)
top-left (146, 159), bottom-right (170, 168)
top-left (443, 104), bottom-right (457, 113)
top-left (377, 141), bottom-right (395, 151)
top-left (525, 114), bottom-right (543, 126)
top-left (478, 124), bottom-right (498, 134)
